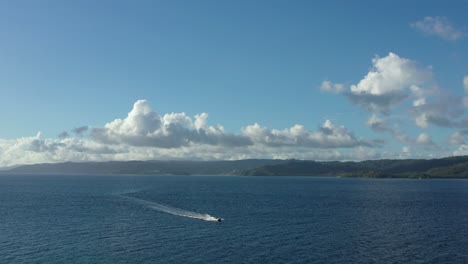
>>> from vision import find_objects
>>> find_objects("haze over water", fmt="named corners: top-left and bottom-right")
top-left (1, 175), bottom-right (468, 263)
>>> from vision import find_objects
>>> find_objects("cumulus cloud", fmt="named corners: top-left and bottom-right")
top-left (320, 52), bottom-right (466, 156)
top-left (349, 53), bottom-right (429, 95)
top-left (345, 53), bottom-right (431, 112)
top-left (413, 98), bottom-right (426, 107)
top-left (0, 133), bottom-right (67, 166)
top-left (91, 100), bottom-right (252, 148)
top-left (449, 131), bottom-right (466, 145)
top-left (453, 144), bottom-right (468, 156)
top-left (0, 100), bottom-right (388, 166)
top-left (320, 80), bottom-right (345, 93)
top-left (415, 114), bottom-right (429, 128)
top-left (3, 98), bottom-right (462, 167)
top-left (402, 146), bottom-right (411, 154)
top-left (243, 120), bottom-right (377, 148)
top-left (411, 16), bottom-right (465, 41)
top-left (416, 133), bottom-right (433, 145)
top-left (327, 53), bottom-right (466, 131)
top-left (0, 134), bottom-right (379, 167)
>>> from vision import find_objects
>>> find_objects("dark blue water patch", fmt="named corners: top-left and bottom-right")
top-left (1, 175), bottom-right (468, 263)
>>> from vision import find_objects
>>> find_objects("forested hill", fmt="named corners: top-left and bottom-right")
top-left (1, 159), bottom-right (286, 175)
top-left (2, 156), bottom-right (468, 178)
top-left (237, 156), bottom-right (468, 178)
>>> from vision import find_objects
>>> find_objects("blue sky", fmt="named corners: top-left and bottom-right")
top-left (0, 0), bottom-right (467, 165)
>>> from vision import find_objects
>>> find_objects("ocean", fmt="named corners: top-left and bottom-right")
top-left (1, 175), bottom-right (468, 263)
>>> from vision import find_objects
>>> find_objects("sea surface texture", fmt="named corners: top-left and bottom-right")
top-left (1, 175), bottom-right (468, 263)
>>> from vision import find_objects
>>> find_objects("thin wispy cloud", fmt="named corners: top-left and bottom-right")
top-left (449, 131), bottom-right (467, 145)
top-left (58, 131), bottom-right (70, 139)
top-left (464, 76), bottom-right (468, 93)
top-left (411, 16), bottom-right (465, 41)
top-left (73, 126), bottom-right (89, 135)
top-left (366, 114), bottom-right (416, 145)
top-left (320, 80), bottom-right (345, 93)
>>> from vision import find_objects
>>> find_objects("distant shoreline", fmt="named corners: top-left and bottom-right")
top-left (1, 156), bottom-right (467, 179)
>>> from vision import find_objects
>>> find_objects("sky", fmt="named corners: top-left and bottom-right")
top-left (1, 0), bottom-right (467, 166)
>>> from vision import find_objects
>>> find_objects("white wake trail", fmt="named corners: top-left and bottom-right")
top-left (117, 194), bottom-right (221, 222)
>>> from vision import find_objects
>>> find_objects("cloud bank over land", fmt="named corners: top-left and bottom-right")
top-left (0, 100), bottom-right (384, 167)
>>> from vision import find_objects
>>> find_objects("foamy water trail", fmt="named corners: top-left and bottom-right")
top-left (116, 194), bottom-right (221, 222)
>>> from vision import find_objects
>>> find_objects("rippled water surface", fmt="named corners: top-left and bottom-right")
top-left (1, 175), bottom-right (468, 263)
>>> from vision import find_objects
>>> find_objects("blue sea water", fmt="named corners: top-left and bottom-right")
top-left (1, 175), bottom-right (468, 264)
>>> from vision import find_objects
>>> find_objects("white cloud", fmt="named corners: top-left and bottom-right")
top-left (324, 52), bottom-right (468, 133)
top-left (102, 100), bottom-right (162, 138)
top-left (0, 100), bottom-right (387, 167)
top-left (350, 53), bottom-right (429, 95)
top-left (415, 113), bottom-right (429, 128)
top-left (413, 98), bottom-right (426, 107)
top-left (0, 134), bottom-right (68, 166)
top-left (399, 146), bottom-right (412, 158)
top-left (402, 146), bottom-right (411, 153)
top-left (345, 53), bottom-right (431, 112)
top-left (1, 96), bottom-right (463, 167)
top-left (0, 132), bottom-right (380, 167)
top-left (410, 85), bottom-right (426, 98)
top-left (91, 100), bottom-right (252, 148)
top-left (194, 113), bottom-right (208, 130)
top-left (411, 16), bottom-right (464, 41)
top-left (449, 131), bottom-right (466, 145)
top-left (243, 120), bottom-right (377, 148)
top-left (416, 133), bottom-right (432, 145)
top-left (327, 53), bottom-right (466, 130)
top-left (320, 80), bottom-right (345, 93)
top-left (453, 144), bottom-right (468, 156)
